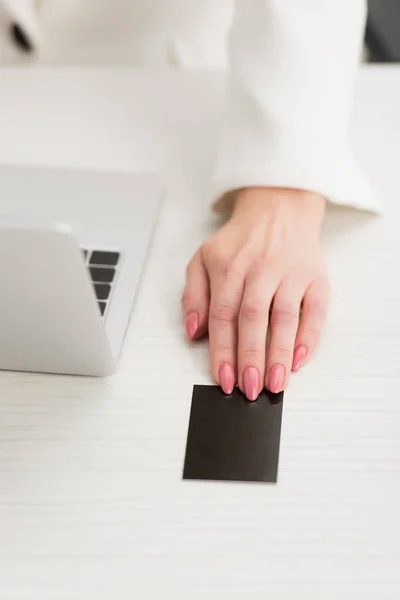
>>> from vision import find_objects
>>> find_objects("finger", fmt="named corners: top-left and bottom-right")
top-left (208, 261), bottom-right (244, 395)
top-left (266, 280), bottom-right (304, 393)
top-left (181, 252), bottom-right (210, 340)
top-left (237, 267), bottom-right (278, 401)
top-left (292, 280), bottom-right (329, 372)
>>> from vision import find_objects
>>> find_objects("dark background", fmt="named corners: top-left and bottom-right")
top-left (366, 0), bottom-right (400, 61)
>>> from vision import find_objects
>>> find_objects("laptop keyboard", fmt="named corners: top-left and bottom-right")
top-left (82, 249), bottom-right (120, 318)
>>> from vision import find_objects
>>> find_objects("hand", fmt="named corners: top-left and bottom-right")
top-left (181, 187), bottom-right (329, 400)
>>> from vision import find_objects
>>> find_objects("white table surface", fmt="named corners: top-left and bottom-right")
top-left (0, 65), bottom-right (399, 599)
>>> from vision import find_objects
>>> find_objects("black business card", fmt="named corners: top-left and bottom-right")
top-left (183, 385), bottom-right (284, 483)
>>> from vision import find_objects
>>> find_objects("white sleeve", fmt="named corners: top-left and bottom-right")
top-left (211, 0), bottom-right (380, 214)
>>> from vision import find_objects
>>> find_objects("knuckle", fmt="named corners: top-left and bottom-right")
top-left (239, 302), bottom-right (262, 321)
top-left (206, 253), bottom-right (240, 281)
top-left (301, 325), bottom-right (320, 342)
top-left (242, 346), bottom-right (263, 361)
top-left (202, 242), bottom-right (224, 268)
top-left (212, 255), bottom-right (228, 274)
top-left (203, 244), bottom-right (245, 282)
top-left (223, 258), bottom-right (244, 282)
top-left (271, 306), bottom-right (299, 327)
top-left (210, 303), bottom-right (237, 324)
top-left (306, 297), bottom-right (327, 320)
top-left (180, 289), bottom-right (193, 310)
top-left (270, 346), bottom-right (293, 360)
top-left (213, 342), bottom-right (237, 356)
top-left (180, 290), bottom-right (189, 306)
top-left (249, 256), bottom-right (272, 278)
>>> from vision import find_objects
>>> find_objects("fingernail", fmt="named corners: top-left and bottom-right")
top-left (219, 363), bottom-right (235, 395)
top-left (243, 366), bottom-right (260, 401)
top-left (185, 312), bottom-right (199, 340)
top-left (268, 364), bottom-right (285, 393)
top-left (292, 345), bottom-right (308, 372)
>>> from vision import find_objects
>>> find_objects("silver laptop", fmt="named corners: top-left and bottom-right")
top-left (0, 165), bottom-right (163, 376)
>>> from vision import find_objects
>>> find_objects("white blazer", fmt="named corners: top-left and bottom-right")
top-left (0, 0), bottom-right (379, 213)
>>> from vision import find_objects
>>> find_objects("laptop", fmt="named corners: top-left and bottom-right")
top-left (0, 164), bottom-right (163, 376)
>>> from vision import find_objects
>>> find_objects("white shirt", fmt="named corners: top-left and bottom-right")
top-left (0, 0), bottom-right (379, 213)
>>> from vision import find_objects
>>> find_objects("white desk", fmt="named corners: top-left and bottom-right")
top-left (0, 66), bottom-right (399, 599)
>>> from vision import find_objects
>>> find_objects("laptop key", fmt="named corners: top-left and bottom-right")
top-left (98, 301), bottom-right (107, 316)
top-left (90, 266), bottom-right (115, 283)
top-left (90, 251), bottom-right (120, 266)
top-left (94, 283), bottom-right (111, 301)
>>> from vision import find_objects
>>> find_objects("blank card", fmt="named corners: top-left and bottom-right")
top-left (183, 385), bottom-right (284, 483)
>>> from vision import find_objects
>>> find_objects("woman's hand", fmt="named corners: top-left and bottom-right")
top-left (181, 187), bottom-right (329, 400)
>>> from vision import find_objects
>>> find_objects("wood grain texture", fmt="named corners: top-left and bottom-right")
top-left (0, 66), bottom-right (399, 599)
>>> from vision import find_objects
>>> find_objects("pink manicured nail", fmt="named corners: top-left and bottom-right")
top-left (243, 366), bottom-right (260, 401)
top-left (292, 345), bottom-right (308, 372)
top-left (185, 312), bottom-right (199, 340)
top-left (219, 363), bottom-right (235, 395)
top-left (268, 364), bottom-right (285, 393)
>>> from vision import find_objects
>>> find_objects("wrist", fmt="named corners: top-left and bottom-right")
top-left (231, 186), bottom-right (326, 230)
